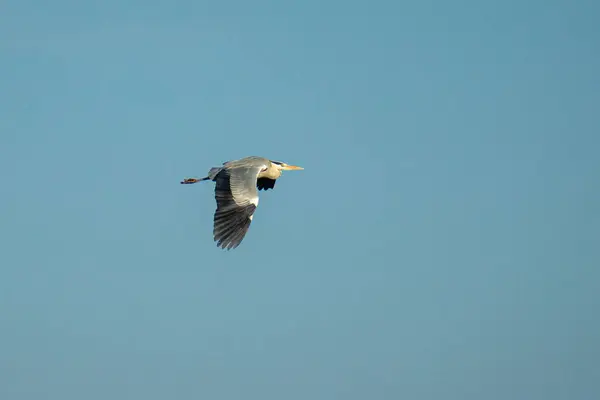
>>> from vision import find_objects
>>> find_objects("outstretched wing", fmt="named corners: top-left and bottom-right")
top-left (213, 166), bottom-right (262, 249)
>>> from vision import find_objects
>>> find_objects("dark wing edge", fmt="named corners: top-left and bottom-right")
top-left (213, 170), bottom-right (257, 250)
top-left (256, 177), bottom-right (276, 191)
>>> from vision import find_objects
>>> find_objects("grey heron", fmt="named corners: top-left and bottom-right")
top-left (181, 156), bottom-right (304, 250)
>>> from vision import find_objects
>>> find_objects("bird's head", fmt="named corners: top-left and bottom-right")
top-left (271, 160), bottom-right (304, 172)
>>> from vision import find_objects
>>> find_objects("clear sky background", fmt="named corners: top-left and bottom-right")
top-left (1, 1), bottom-right (599, 399)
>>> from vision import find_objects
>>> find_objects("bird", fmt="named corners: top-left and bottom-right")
top-left (181, 156), bottom-right (304, 250)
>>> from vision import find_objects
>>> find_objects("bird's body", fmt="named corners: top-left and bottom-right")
top-left (181, 156), bottom-right (303, 250)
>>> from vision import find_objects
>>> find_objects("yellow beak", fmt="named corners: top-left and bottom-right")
top-left (283, 165), bottom-right (304, 170)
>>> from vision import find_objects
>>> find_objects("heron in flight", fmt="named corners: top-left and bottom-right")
top-left (181, 156), bottom-right (304, 250)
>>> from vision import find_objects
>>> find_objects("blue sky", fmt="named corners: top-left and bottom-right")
top-left (1, 1), bottom-right (599, 399)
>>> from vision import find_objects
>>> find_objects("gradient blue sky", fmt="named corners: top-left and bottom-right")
top-left (1, 1), bottom-right (599, 399)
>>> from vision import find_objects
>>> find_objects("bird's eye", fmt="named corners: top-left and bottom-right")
top-left (261, 166), bottom-right (268, 172)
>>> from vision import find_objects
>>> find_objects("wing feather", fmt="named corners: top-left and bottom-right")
top-left (212, 167), bottom-right (261, 249)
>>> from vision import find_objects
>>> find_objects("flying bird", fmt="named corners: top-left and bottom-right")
top-left (181, 156), bottom-right (304, 250)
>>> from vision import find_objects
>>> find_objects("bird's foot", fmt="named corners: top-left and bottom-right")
top-left (181, 178), bottom-right (201, 184)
